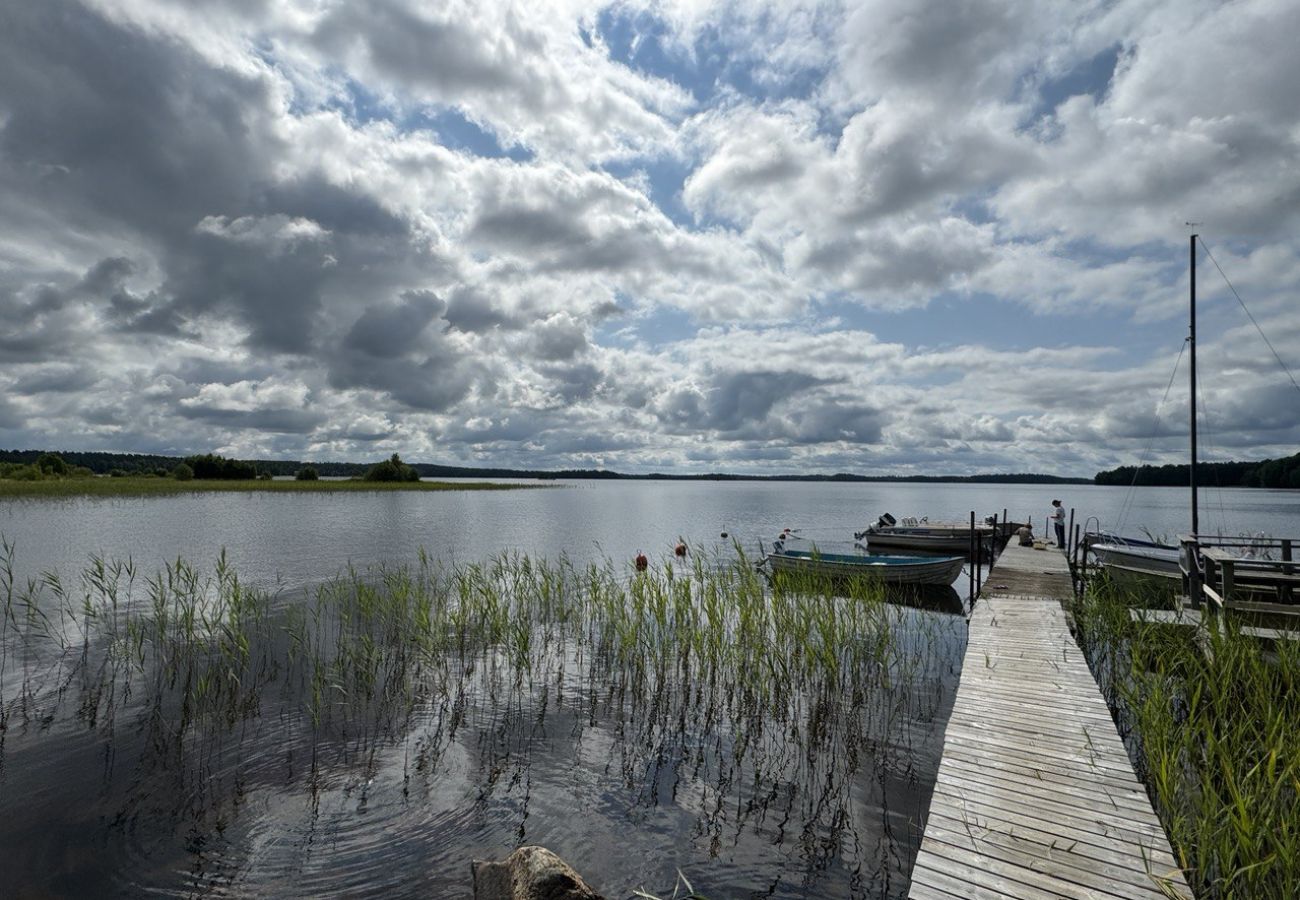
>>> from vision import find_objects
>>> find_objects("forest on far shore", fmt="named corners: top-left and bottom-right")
top-left (2, 447), bottom-right (1296, 487)
top-left (1093, 451), bottom-right (1300, 489)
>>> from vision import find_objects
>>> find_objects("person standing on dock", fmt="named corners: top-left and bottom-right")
top-left (1051, 499), bottom-right (1066, 548)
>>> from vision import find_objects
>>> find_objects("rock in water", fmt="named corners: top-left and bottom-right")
top-left (471, 846), bottom-right (604, 900)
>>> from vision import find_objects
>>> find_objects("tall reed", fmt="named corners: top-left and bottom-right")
top-left (0, 544), bottom-right (960, 897)
top-left (1072, 584), bottom-right (1300, 897)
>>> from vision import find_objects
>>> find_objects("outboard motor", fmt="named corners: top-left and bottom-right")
top-left (854, 513), bottom-right (895, 541)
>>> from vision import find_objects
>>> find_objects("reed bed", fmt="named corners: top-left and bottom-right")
top-left (1071, 582), bottom-right (1300, 898)
top-left (0, 542), bottom-right (960, 897)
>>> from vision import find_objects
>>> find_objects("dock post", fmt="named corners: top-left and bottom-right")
top-left (1183, 536), bottom-right (1202, 610)
top-left (1067, 507), bottom-right (1076, 558)
top-left (1283, 539), bottom-right (1294, 604)
top-left (1071, 523), bottom-right (1082, 595)
top-left (968, 511), bottom-right (975, 602)
top-left (1203, 551), bottom-right (1218, 615)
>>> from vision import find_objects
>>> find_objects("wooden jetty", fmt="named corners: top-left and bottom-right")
top-left (909, 538), bottom-right (1194, 899)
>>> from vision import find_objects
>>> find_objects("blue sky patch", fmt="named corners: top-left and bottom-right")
top-left (1030, 44), bottom-right (1122, 118)
top-left (602, 156), bottom-right (695, 226)
top-left (411, 108), bottom-right (534, 161)
top-left (594, 7), bottom-right (826, 106)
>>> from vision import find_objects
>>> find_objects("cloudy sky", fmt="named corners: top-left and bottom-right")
top-left (2, 0), bottom-right (1298, 477)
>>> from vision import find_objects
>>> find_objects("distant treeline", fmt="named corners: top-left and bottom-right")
top-left (1094, 451), bottom-right (1300, 489)
top-left (0, 449), bottom-right (1093, 483)
top-left (0, 449), bottom-right (361, 478)
top-left (554, 471), bottom-right (1092, 484)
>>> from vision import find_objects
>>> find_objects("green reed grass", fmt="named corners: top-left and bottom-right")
top-left (0, 542), bottom-right (956, 896)
top-left (2, 545), bottom-right (918, 730)
top-left (1072, 583), bottom-right (1300, 898)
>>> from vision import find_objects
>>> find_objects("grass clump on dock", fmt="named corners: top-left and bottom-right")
top-left (1071, 583), bottom-right (1300, 898)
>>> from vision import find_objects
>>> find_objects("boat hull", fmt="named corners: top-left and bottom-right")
top-left (860, 529), bottom-right (992, 554)
top-left (765, 550), bottom-right (965, 586)
top-left (1091, 543), bottom-right (1182, 579)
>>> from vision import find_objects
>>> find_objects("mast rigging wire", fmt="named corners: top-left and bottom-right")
top-left (1116, 339), bottom-right (1187, 533)
top-left (1198, 236), bottom-right (1300, 396)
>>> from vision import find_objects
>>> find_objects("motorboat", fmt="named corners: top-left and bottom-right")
top-left (853, 513), bottom-right (995, 554)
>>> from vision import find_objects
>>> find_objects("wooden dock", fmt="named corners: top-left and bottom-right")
top-left (909, 539), bottom-right (1194, 899)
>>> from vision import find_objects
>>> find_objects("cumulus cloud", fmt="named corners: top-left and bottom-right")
top-left (0, 0), bottom-right (1296, 475)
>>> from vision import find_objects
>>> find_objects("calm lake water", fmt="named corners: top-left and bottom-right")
top-left (4, 480), bottom-right (1297, 593)
top-left (0, 481), bottom-right (1296, 899)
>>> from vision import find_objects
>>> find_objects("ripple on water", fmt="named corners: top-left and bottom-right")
top-left (3, 586), bottom-right (966, 899)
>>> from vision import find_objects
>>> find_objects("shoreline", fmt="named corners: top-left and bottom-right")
top-left (0, 478), bottom-right (543, 499)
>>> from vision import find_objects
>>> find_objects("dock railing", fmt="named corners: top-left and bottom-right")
top-left (1180, 534), bottom-right (1297, 611)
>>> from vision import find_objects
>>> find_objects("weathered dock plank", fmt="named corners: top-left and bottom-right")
top-left (909, 539), bottom-right (1194, 899)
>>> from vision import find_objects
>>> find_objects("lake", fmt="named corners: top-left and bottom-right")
top-left (0, 480), bottom-right (1296, 898)
top-left (5, 480), bottom-right (1297, 593)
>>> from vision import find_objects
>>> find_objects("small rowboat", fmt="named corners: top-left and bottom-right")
top-left (764, 548), bottom-right (965, 586)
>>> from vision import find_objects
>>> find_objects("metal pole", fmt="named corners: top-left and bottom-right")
top-left (1072, 523), bottom-right (1082, 594)
top-left (1282, 539), bottom-right (1293, 604)
top-left (1185, 537), bottom-right (1203, 610)
top-left (1190, 233), bottom-right (1199, 539)
top-left (1067, 507), bottom-right (1076, 557)
top-left (968, 510), bottom-right (975, 602)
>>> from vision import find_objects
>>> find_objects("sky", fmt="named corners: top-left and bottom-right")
top-left (1, 0), bottom-right (1298, 478)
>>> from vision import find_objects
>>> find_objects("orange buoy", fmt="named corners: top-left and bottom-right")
top-left (634, 552), bottom-right (648, 571)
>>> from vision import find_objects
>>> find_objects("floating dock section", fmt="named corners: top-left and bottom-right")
top-left (909, 539), bottom-right (1194, 899)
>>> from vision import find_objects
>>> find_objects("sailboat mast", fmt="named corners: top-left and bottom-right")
top-left (1189, 233), bottom-right (1199, 538)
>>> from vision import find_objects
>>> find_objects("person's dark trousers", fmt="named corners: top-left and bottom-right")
top-left (1055, 523), bottom-right (1065, 548)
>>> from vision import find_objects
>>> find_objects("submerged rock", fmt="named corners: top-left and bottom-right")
top-left (471, 846), bottom-right (604, 900)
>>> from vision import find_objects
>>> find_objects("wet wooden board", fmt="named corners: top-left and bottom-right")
top-left (909, 540), bottom-right (1194, 899)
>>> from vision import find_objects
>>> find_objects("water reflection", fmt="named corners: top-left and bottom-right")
top-left (1, 550), bottom-right (965, 898)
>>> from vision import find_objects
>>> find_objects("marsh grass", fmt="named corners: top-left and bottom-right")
top-left (0, 543), bottom-right (959, 897)
top-left (0, 477), bottom-right (538, 499)
top-left (1072, 583), bottom-right (1300, 897)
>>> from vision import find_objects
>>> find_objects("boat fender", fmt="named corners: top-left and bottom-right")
top-left (634, 552), bottom-right (648, 571)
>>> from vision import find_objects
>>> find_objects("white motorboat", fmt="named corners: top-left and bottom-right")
top-left (854, 513), bottom-right (995, 554)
